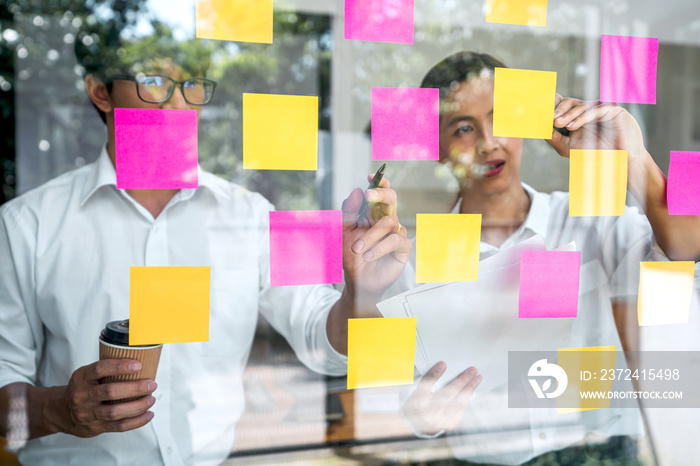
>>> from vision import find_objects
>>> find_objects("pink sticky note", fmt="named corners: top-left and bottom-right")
top-left (115, 108), bottom-right (198, 189)
top-left (345, 0), bottom-right (414, 44)
top-left (371, 87), bottom-right (439, 161)
top-left (519, 250), bottom-right (581, 318)
top-left (600, 35), bottom-right (658, 105)
top-left (668, 151), bottom-right (700, 215)
top-left (269, 210), bottom-right (343, 286)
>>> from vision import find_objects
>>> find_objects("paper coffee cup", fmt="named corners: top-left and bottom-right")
top-left (98, 319), bottom-right (162, 404)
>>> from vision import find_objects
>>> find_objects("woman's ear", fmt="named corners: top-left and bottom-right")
top-left (84, 74), bottom-right (112, 114)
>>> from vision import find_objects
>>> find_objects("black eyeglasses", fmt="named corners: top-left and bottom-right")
top-left (110, 74), bottom-right (217, 106)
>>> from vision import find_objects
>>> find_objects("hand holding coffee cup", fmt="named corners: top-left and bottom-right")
top-left (45, 319), bottom-right (161, 438)
top-left (98, 320), bottom-right (163, 404)
top-left (56, 359), bottom-right (158, 437)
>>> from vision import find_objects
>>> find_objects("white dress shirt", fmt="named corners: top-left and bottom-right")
top-left (0, 147), bottom-right (348, 465)
top-left (391, 183), bottom-right (699, 465)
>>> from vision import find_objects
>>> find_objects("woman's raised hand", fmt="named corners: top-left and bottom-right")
top-left (548, 94), bottom-right (647, 164)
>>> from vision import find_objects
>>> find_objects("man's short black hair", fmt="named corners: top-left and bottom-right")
top-left (74, 23), bottom-right (125, 124)
top-left (74, 23), bottom-right (213, 124)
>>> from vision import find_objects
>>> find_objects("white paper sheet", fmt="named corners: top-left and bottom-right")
top-left (378, 236), bottom-right (577, 395)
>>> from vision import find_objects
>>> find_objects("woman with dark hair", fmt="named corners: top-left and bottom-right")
top-left (392, 51), bottom-right (700, 464)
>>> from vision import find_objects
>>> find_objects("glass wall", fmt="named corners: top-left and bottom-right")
top-left (2, 0), bottom-right (700, 464)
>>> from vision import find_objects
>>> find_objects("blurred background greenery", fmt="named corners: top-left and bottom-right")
top-left (0, 0), bottom-right (332, 209)
top-left (5, 0), bottom-right (697, 231)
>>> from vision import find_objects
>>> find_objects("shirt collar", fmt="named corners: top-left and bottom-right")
top-left (450, 182), bottom-right (550, 239)
top-left (196, 170), bottom-right (232, 203)
top-left (520, 182), bottom-right (549, 238)
top-left (80, 145), bottom-right (231, 206)
top-left (80, 145), bottom-right (116, 206)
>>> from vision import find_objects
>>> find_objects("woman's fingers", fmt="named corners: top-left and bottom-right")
top-left (454, 373), bottom-right (482, 409)
top-left (404, 363), bottom-right (480, 435)
top-left (368, 173), bottom-right (391, 189)
top-left (351, 215), bottom-right (400, 255)
top-left (565, 102), bottom-right (623, 131)
top-left (439, 373), bottom-right (482, 431)
top-left (359, 224), bottom-right (410, 263)
top-left (414, 361), bottom-right (447, 398)
top-left (341, 188), bottom-right (365, 228)
top-left (433, 367), bottom-right (478, 407)
top-left (553, 96), bottom-right (584, 120)
top-left (553, 93), bottom-right (565, 109)
top-left (365, 187), bottom-right (397, 219)
top-left (554, 99), bottom-right (602, 129)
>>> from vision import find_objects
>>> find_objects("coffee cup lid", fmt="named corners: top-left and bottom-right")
top-left (100, 319), bottom-right (158, 347)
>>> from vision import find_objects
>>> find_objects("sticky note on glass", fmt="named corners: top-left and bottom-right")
top-left (243, 93), bottom-right (318, 171)
top-left (493, 68), bottom-right (557, 139)
top-left (519, 250), bottom-right (581, 318)
top-left (347, 317), bottom-right (416, 389)
top-left (638, 261), bottom-right (694, 326)
top-left (129, 267), bottom-right (210, 345)
top-left (668, 151), bottom-right (700, 215)
top-left (600, 35), bottom-right (658, 105)
top-left (371, 87), bottom-right (439, 161)
top-left (557, 345), bottom-right (615, 413)
top-left (416, 214), bottom-right (481, 283)
top-left (485, 0), bottom-right (548, 26)
top-left (345, 0), bottom-right (414, 44)
top-left (569, 149), bottom-right (628, 217)
top-left (269, 210), bottom-right (343, 286)
top-left (115, 108), bottom-right (198, 189)
top-left (195, 0), bottom-right (273, 44)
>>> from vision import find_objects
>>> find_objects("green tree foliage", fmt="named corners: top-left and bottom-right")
top-left (1, 2), bottom-right (331, 211)
top-left (200, 12), bottom-right (332, 210)
top-left (0, 0), bottom-right (148, 201)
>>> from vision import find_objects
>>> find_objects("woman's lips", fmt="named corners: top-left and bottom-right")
top-left (474, 160), bottom-right (506, 177)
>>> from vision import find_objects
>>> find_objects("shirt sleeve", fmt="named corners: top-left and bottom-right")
top-left (255, 203), bottom-right (347, 376)
top-left (383, 237), bottom-right (418, 298)
top-left (606, 205), bottom-right (670, 300)
top-left (0, 204), bottom-right (43, 389)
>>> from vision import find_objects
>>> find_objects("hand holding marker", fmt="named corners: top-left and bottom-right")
top-left (357, 163), bottom-right (386, 222)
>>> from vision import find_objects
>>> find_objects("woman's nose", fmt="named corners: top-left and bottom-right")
top-left (478, 123), bottom-right (499, 154)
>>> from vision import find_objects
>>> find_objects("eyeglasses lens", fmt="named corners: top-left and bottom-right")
top-left (138, 76), bottom-right (172, 103)
top-left (137, 76), bottom-right (212, 104)
top-left (183, 79), bottom-right (213, 105)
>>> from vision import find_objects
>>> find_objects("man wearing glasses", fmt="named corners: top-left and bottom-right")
top-left (0, 34), bottom-right (412, 465)
top-left (111, 74), bottom-right (217, 107)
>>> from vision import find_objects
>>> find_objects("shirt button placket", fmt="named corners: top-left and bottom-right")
top-left (145, 218), bottom-right (169, 267)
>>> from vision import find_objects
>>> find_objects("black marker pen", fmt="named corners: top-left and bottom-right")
top-left (357, 163), bottom-right (386, 222)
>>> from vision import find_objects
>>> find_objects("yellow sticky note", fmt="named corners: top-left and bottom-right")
top-left (416, 214), bottom-right (481, 283)
top-left (493, 68), bottom-right (557, 139)
top-left (557, 345), bottom-right (616, 413)
top-left (638, 261), bottom-right (694, 326)
top-left (243, 93), bottom-right (318, 170)
top-left (347, 317), bottom-right (416, 390)
top-left (486, 0), bottom-right (548, 26)
top-left (569, 149), bottom-right (628, 216)
top-left (129, 267), bottom-right (210, 345)
top-left (195, 0), bottom-right (273, 44)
